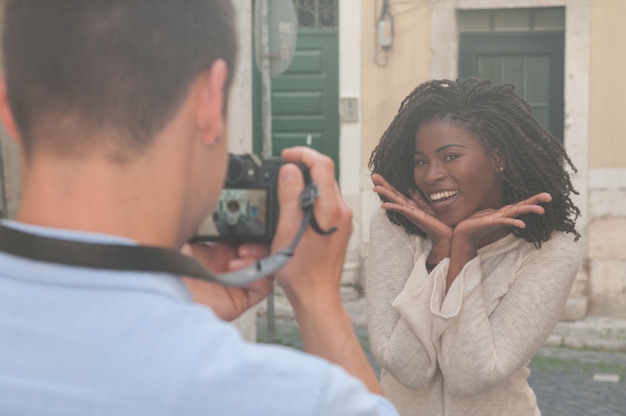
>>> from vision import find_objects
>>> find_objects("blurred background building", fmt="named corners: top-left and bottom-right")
top-left (1, 0), bottom-right (624, 322)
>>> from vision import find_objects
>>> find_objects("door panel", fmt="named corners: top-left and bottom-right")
top-left (459, 32), bottom-right (564, 140)
top-left (253, 29), bottom-right (339, 177)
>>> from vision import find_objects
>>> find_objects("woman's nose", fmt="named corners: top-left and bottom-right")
top-left (425, 162), bottom-right (447, 184)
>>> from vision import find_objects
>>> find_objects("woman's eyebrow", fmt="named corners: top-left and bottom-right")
top-left (436, 144), bottom-right (467, 153)
top-left (415, 144), bottom-right (467, 155)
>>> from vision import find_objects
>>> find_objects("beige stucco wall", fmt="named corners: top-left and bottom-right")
top-left (589, 0), bottom-right (626, 168)
top-left (360, 0), bottom-right (431, 168)
top-left (358, 1), bottom-right (432, 289)
top-left (586, 0), bottom-right (626, 318)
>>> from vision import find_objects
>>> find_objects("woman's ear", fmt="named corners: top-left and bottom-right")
top-left (493, 148), bottom-right (505, 173)
top-left (0, 76), bottom-right (22, 143)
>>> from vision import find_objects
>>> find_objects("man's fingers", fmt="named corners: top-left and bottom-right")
top-left (281, 146), bottom-right (347, 233)
top-left (272, 162), bottom-right (305, 252)
top-left (237, 243), bottom-right (270, 259)
top-left (180, 243), bottom-right (194, 257)
top-left (281, 146), bottom-right (336, 189)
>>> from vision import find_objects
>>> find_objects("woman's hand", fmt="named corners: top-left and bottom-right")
top-left (372, 173), bottom-right (452, 264)
top-left (180, 243), bottom-right (273, 322)
top-left (446, 192), bottom-right (552, 292)
top-left (453, 192), bottom-right (552, 248)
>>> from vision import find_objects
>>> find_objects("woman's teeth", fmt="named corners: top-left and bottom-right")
top-left (430, 190), bottom-right (459, 201)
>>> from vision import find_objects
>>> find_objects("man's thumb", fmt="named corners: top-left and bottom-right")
top-left (272, 163), bottom-right (305, 251)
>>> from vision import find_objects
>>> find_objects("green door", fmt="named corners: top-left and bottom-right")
top-left (253, 1), bottom-right (339, 176)
top-left (459, 32), bottom-right (564, 140)
top-left (457, 8), bottom-right (565, 141)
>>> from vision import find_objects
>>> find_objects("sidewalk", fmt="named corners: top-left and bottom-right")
top-left (258, 287), bottom-right (626, 352)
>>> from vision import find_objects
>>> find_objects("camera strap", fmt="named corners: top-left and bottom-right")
top-left (0, 183), bottom-right (336, 287)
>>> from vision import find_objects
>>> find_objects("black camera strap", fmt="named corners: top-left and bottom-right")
top-left (0, 183), bottom-right (336, 287)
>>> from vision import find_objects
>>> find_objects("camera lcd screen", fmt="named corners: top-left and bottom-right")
top-left (196, 188), bottom-right (269, 240)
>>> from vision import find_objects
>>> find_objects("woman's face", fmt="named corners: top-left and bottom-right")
top-left (413, 119), bottom-right (504, 227)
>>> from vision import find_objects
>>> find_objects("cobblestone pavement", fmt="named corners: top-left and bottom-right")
top-left (257, 317), bottom-right (626, 416)
top-left (529, 347), bottom-right (626, 416)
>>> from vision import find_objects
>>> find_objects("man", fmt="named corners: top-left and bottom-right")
top-left (0, 1), bottom-right (397, 415)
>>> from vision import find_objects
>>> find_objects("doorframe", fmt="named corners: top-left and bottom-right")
top-left (339, 0), bottom-right (361, 194)
top-left (339, 0), bottom-right (363, 282)
top-left (431, 0), bottom-right (590, 255)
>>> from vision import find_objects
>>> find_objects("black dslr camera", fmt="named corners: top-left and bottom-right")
top-left (194, 153), bottom-right (303, 244)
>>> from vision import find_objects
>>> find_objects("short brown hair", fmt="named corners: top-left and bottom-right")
top-left (3, 0), bottom-right (237, 159)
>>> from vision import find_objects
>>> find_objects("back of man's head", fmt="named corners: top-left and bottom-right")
top-left (2, 0), bottom-right (237, 160)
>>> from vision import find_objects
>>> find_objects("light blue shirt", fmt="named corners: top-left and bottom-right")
top-left (0, 221), bottom-right (397, 416)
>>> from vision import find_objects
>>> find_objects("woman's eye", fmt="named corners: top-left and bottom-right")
top-left (414, 159), bottom-right (428, 166)
top-left (444, 154), bottom-right (460, 161)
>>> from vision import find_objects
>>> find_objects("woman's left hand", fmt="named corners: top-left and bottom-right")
top-left (454, 192), bottom-right (552, 247)
top-left (444, 192), bottom-right (552, 292)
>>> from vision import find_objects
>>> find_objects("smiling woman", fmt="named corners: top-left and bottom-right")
top-left (366, 78), bottom-right (581, 416)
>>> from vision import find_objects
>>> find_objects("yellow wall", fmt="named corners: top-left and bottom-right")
top-left (360, 1), bottom-right (431, 168)
top-left (589, 0), bottom-right (626, 168)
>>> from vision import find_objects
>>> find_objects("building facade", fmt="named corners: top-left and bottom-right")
top-left (1, 0), bottom-right (625, 320)
top-left (357, 0), bottom-right (626, 319)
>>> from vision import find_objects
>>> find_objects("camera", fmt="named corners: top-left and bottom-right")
top-left (194, 153), bottom-right (304, 244)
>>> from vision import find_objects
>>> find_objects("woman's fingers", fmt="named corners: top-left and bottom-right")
top-left (525, 192), bottom-right (552, 204)
top-left (374, 186), bottom-right (411, 206)
top-left (503, 193), bottom-right (551, 218)
top-left (503, 203), bottom-right (545, 218)
top-left (372, 174), bottom-right (425, 208)
top-left (471, 193), bottom-right (552, 232)
top-left (372, 173), bottom-right (450, 238)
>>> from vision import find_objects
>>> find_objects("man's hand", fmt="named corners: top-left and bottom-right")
top-left (181, 243), bottom-right (273, 321)
top-left (269, 146), bottom-right (383, 395)
top-left (271, 147), bottom-right (353, 307)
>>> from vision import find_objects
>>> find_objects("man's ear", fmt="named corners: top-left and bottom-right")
top-left (0, 76), bottom-right (22, 143)
top-left (194, 59), bottom-right (228, 147)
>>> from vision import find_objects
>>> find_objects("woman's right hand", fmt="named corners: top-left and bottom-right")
top-left (372, 173), bottom-right (452, 263)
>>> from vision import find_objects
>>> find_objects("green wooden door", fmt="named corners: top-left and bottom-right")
top-left (459, 32), bottom-right (565, 141)
top-left (253, 3), bottom-right (339, 176)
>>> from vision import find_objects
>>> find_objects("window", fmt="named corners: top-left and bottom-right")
top-left (293, 0), bottom-right (338, 29)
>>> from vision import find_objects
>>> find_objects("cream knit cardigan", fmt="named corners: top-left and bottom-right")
top-left (366, 208), bottom-right (580, 416)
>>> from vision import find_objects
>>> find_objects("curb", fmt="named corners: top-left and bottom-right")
top-left (258, 292), bottom-right (626, 353)
top-left (546, 317), bottom-right (626, 352)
